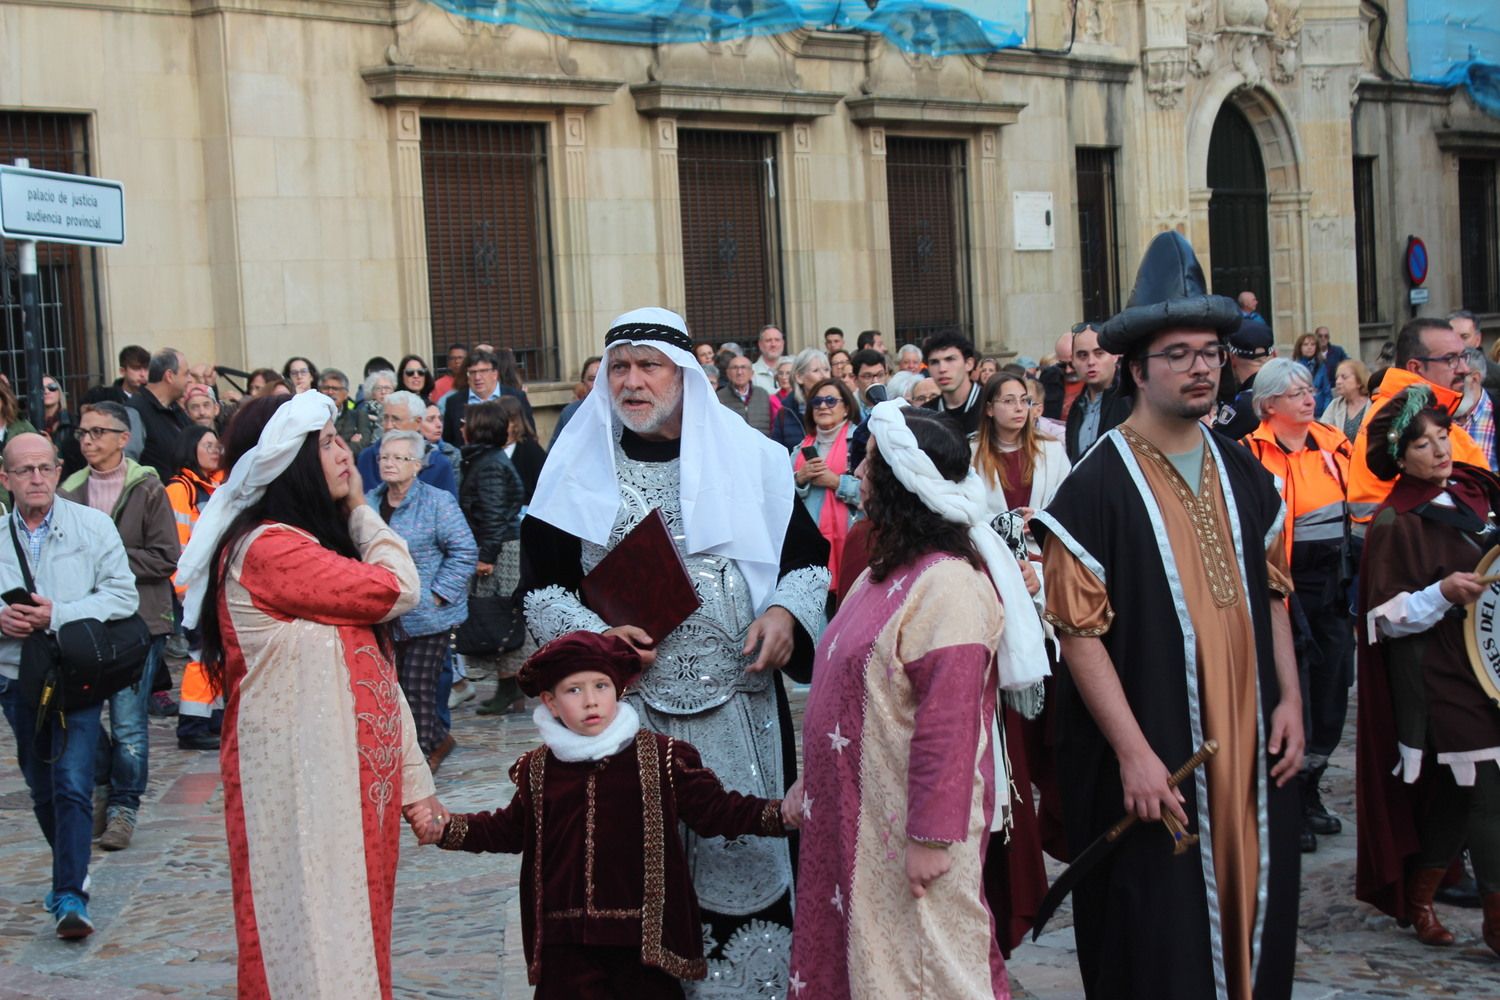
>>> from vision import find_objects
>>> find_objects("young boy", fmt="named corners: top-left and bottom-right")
top-left (407, 630), bottom-right (797, 998)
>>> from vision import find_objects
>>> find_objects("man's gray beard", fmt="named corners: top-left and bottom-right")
top-left (611, 380), bottom-right (683, 435)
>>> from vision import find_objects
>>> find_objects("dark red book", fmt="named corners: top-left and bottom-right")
top-left (579, 508), bottom-right (702, 643)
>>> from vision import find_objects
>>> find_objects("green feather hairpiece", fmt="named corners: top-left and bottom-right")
top-left (1387, 384), bottom-right (1435, 461)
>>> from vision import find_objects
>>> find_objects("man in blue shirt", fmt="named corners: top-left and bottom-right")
top-left (439, 347), bottom-right (531, 446)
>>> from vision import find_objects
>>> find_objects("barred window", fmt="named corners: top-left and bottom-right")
top-left (1352, 156), bottom-right (1380, 324)
top-left (420, 119), bottom-right (557, 380)
top-left (677, 129), bottom-right (783, 348)
top-left (1076, 147), bottom-right (1120, 325)
top-left (887, 137), bottom-right (971, 348)
top-left (1459, 157), bottom-right (1500, 315)
top-left (0, 112), bottom-right (103, 404)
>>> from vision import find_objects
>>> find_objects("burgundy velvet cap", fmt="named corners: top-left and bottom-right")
top-left (516, 630), bottom-right (643, 697)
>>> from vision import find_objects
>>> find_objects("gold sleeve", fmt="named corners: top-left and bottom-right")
top-left (1041, 534), bottom-right (1115, 638)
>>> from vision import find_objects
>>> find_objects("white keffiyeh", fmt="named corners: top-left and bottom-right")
top-left (178, 390), bottom-right (337, 628)
top-left (528, 307), bottom-right (794, 612)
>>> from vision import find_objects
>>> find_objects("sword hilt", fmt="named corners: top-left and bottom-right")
top-left (1103, 740), bottom-right (1219, 843)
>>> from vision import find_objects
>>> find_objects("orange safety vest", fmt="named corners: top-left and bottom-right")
top-left (164, 468), bottom-right (223, 598)
top-left (1345, 367), bottom-right (1488, 530)
top-left (1241, 420), bottom-right (1351, 567)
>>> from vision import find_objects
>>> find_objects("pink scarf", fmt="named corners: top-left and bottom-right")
top-left (795, 426), bottom-right (851, 587)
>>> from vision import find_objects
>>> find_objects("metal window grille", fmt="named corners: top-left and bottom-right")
top-left (677, 129), bottom-right (783, 348)
top-left (0, 112), bottom-right (103, 407)
top-left (1207, 106), bottom-right (1271, 318)
top-left (1459, 158), bottom-right (1500, 315)
top-left (886, 137), bottom-right (971, 348)
top-left (1075, 147), bottom-right (1120, 324)
top-left (1352, 156), bottom-right (1381, 324)
top-left (420, 119), bottom-right (557, 381)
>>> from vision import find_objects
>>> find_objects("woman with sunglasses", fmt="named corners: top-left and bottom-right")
top-left (397, 354), bottom-right (434, 403)
top-left (792, 378), bottom-right (862, 592)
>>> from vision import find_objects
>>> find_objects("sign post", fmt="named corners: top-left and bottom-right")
top-left (0, 160), bottom-right (125, 423)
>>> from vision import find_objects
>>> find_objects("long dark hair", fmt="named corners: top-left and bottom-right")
top-left (397, 354), bottom-right (434, 401)
top-left (864, 407), bottom-right (983, 581)
top-left (172, 424), bottom-right (219, 481)
top-left (199, 398), bottom-right (359, 691)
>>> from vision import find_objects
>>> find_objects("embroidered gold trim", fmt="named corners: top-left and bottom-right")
top-left (638, 733), bottom-right (708, 980)
top-left (1121, 426), bottom-right (1240, 608)
top-left (546, 906), bottom-right (642, 920)
top-left (760, 799), bottom-right (785, 836)
top-left (440, 814), bottom-right (469, 850)
top-left (527, 748), bottom-right (547, 984)
top-left (1045, 609), bottom-right (1115, 638)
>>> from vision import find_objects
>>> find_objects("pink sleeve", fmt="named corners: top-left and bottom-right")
top-left (241, 526), bottom-right (407, 626)
top-left (902, 643), bottom-right (991, 844)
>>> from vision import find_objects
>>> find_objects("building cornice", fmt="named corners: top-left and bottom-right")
top-left (845, 94), bottom-right (1025, 129)
top-left (630, 82), bottom-right (842, 120)
top-left (980, 48), bottom-right (1136, 85)
top-left (363, 65), bottom-right (622, 108)
top-left (1355, 79), bottom-right (1454, 106)
top-left (1435, 128), bottom-right (1500, 156)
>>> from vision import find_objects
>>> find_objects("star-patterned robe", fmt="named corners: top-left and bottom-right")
top-left (789, 552), bottom-right (1008, 999)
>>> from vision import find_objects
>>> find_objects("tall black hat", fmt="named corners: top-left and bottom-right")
top-left (1099, 231), bottom-right (1242, 355)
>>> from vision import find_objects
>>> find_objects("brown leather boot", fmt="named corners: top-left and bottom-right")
top-left (1483, 892), bottom-right (1500, 956)
top-left (1406, 867), bottom-right (1456, 946)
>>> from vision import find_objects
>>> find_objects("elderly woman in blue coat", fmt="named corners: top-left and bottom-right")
top-left (367, 429), bottom-right (477, 770)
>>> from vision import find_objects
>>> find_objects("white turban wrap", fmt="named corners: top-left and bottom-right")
top-left (528, 307), bottom-right (793, 612)
top-left (178, 390), bottom-right (337, 629)
top-left (866, 399), bottom-right (1048, 691)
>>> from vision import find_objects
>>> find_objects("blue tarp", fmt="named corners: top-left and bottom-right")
top-left (1409, 0), bottom-right (1500, 117)
top-left (424, 1), bottom-right (1027, 56)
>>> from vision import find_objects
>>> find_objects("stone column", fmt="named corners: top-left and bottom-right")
top-left (651, 116), bottom-right (685, 314)
top-left (1137, 2), bottom-right (1192, 254)
top-left (785, 121), bottom-right (819, 347)
top-left (389, 103), bottom-right (431, 356)
top-left (556, 108), bottom-right (594, 377)
top-left (975, 128), bottom-right (1004, 351)
top-left (864, 125), bottom-right (895, 336)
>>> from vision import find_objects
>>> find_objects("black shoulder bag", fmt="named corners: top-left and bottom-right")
top-left (11, 516), bottom-right (152, 719)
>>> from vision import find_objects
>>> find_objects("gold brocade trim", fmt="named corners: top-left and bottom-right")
top-left (584, 770), bottom-right (598, 913)
top-left (527, 748), bottom-right (547, 985)
top-left (440, 814), bottom-right (469, 850)
top-left (760, 799), bottom-right (785, 836)
top-left (1045, 609), bottom-right (1115, 638)
top-left (640, 733), bottom-right (707, 980)
top-left (546, 906), bottom-right (642, 920)
top-left (1120, 426), bottom-right (1240, 608)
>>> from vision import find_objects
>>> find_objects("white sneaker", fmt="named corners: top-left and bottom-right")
top-left (448, 679), bottom-right (476, 709)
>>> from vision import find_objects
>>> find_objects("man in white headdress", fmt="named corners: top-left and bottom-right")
top-left (521, 307), bottom-right (831, 996)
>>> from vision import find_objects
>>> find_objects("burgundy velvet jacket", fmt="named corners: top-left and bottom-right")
top-left (440, 729), bottom-right (785, 984)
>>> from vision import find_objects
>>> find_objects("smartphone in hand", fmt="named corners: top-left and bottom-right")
top-left (2, 588), bottom-right (36, 607)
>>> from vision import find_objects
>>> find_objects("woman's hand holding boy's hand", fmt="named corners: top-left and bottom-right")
top-left (781, 777), bottom-right (805, 830)
top-left (402, 795), bottom-right (448, 845)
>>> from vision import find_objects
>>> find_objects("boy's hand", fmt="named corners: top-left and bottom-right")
top-left (781, 777), bottom-right (805, 830)
top-left (906, 840), bottom-right (952, 898)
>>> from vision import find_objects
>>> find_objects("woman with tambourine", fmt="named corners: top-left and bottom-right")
top-left (1355, 383), bottom-right (1500, 957)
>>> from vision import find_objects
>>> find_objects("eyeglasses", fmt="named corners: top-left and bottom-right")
top-left (404, 367), bottom-right (428, 377)
top-left (200, 441), bottom-right (224, 453)
top-left (1275, 386), bottom-right (1315, 402)
top-left (42, 382), bottom-right (59, 392)
top-left (377, 454), bottom-right (420, 465)
top-left (809, 395), bottom-right (843, 409)
top-left (466, 365), bottom-right (496, 376)
top-left (5, 463), bottom-right (57, 478)
top-left (288, 367), bottom-right (311, 377)
top-left (1140, 344), bottom-right (1229, 372)
top-left (1070, 322), bottom-right (1099, 335)
top-left (1416, 352), bottom-right (1470, 369)
top-left (74, 426), bottom-right (127, 441)
top-left (995, 395), bottom-right (1034, 407)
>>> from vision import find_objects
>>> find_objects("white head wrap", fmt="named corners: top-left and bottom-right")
top-left (528, 307), bottom-right (794, 612)
top-left (178, 390), bottom-right (337, 629)
top-left (866, 399), bottom-right (1048, 691)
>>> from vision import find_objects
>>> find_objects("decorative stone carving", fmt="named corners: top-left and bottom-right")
top-left (1078, 0), bottom-right (1114, 44)
top-left (1233, 34), bottom-right (1264, 88)
top-left (1144, 49), bottom-right (1189, 109)
top-left (1308, 67), bottom-right (1329, 91)
top-left (1267, 1), bottom-right (1302, 84)
top-left (1222, 0), bottom-right (1270, 28)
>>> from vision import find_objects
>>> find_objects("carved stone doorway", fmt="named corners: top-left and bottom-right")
top-left (1206, 103), bottom-right (1272, 323)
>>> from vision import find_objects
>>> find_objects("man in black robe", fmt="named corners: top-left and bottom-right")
top-left (518, 307), bottom-right (829, 999)
top-left (1032, 232), bottom-right (1304, 1000)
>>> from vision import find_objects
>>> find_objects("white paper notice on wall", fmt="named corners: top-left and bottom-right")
top-left (1013, 191), bottom-right (1054, 251)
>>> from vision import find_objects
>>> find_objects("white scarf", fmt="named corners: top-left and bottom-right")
top-left (532, 701), bottom-right (642, 762)
top-left (527, 307), bottom-right (793, 613)
top-left (177, 391), bottom-right (336, 628)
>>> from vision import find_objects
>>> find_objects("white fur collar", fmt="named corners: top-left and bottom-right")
top-left (532, 702), bottom-right (641, 762)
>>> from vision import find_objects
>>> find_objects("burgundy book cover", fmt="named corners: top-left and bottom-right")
top-left (579, 508), bottom-right (702, 642)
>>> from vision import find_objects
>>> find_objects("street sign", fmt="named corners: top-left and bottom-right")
top-left (0, 164), bottom-right (125, 247)
top-left (1410, 288), bottom-right (1430, 305)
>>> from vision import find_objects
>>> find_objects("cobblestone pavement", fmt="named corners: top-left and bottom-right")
top-left (2, 684), bottom-right (1498, 998)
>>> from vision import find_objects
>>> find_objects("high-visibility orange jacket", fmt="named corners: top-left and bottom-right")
top-left (1345, 367), bottom-right (1488, 531)
top-left (1241, 420), bottom-right (1351, 567)
top-left (164, 467), bottom-right (223, 598)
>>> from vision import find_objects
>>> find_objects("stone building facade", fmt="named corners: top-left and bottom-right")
top-left (0, 1), bottom-right (1422, 416)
